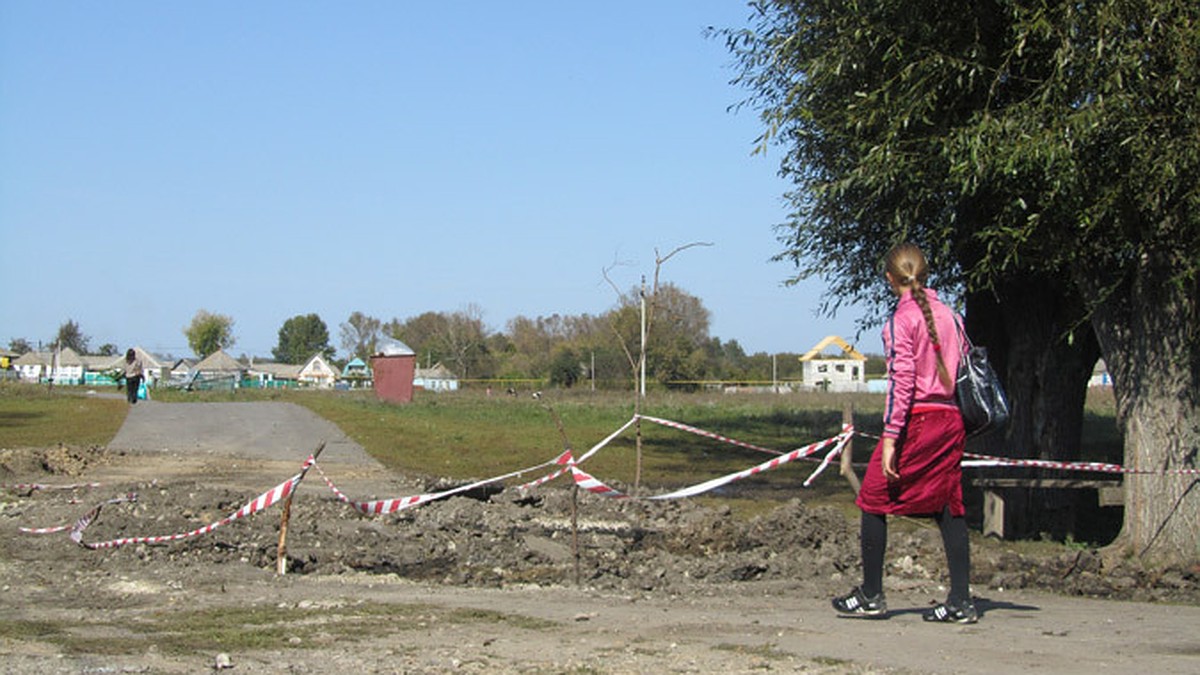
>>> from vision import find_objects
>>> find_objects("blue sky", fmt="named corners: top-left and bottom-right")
top-left (1, 1), bottom-right (868, 359)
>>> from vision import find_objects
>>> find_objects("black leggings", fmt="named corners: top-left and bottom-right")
top-left (126, 375), bottom-right (142, 404)
top-left (860, 507), bottom-right (971, 603)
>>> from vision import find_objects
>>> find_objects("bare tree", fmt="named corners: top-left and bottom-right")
top-left (602, 241), bottom-right (712, 488)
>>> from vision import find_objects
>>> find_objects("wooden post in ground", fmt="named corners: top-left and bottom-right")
top-left (840, 402), bottom-right (861, 496)
top-left (571, 483), bottom-right (580, 586)
top-left (276, 496), bottom-right (294, 576)
top-left (277, 441), bottom-right (326, 576)
top-left (541, 401), bottom-right (582, 586)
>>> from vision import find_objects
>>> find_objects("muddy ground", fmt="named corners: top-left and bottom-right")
top-left (1, 400), bottom-right (1197, 674)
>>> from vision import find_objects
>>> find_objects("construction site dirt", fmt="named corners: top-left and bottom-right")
top-left (1, 400), bottom-right (1197, 674)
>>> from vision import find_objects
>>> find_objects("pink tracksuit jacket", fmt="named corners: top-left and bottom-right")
top-left (881, 288), bottom-right (963, 440)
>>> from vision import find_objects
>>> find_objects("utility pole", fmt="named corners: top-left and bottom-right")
top-left (639, 275), bottom-right (646, 399)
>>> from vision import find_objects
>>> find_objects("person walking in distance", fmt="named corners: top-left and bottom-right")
top-left (123, 348), bottom-right (144, 405)
top-left (832, 243), bottom-right (978, 623)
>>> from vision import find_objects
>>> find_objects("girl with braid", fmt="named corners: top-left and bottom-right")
top-left (832, 242), bottom-right (978, 623)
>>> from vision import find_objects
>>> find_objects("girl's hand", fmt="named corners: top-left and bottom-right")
top-left (881, 438), bottom-right (900, 481)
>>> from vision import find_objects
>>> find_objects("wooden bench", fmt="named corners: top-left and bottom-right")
top-left (832, 406), bottom-right (1124, 539)
top-left (970, 478), bottom-right (1124, 538)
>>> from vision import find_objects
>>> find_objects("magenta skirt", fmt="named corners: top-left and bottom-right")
top-left (856, 405), bottom-right (966, 517)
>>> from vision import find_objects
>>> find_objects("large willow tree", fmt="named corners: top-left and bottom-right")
top-left (726, 0), bottom-right (1198, 561)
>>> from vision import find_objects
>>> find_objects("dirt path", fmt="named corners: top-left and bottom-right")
top-left (2, 400), bottom-right (1197, 674)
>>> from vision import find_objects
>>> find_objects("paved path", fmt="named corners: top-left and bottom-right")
top-left (108, 400), bottom-right (382, 468)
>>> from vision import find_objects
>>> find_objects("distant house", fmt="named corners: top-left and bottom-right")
top-left (14, 348), bottom-right (84, 385)
top-left (13, 350), bottom-right (50, 382)
top-left (169, 358), bottom-right (197, 384)
top-left (798, 336), bottom-right (868, 393)
top-left (298, 353), bottom-right (338, 388)
top-left (247, 360), bottom-right (302, 388)
top-left (194, 349), bottom-right (245, 375)
top-left (414, 362), bottom-right (458, 392)
top-left (192, 349), bottom-right (246, 389)
top-left (12, 346), bottom-right (172, 387)
top-left (341, 357), bottom-right (372, 387)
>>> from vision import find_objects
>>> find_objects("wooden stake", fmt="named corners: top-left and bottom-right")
top-left (277, 441), bottom-right (326, 576)
top-left (840, 402), bottom-right (861, 496)
top-left (571, 483), bottom-right (580, 586)
top-left (276, 495), bottom-right (293, 576)
top-left (540, 401), bottom-right (582, 586)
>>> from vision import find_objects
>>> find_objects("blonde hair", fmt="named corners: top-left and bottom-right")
top-left (885, 243), bottom-right (952, 387)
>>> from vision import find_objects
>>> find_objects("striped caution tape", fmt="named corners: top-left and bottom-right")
top-left (962, 453), bottom-right (1199, 475)
top-left (18, 493), bottom-right (137, 535)
top-left (637, 415), bottom-right (784, 456)
top-left (516, 417), bottom-right (636, 491)
top-left (852, 430), bottom-right (1197, 476)
top-left (570, 429), bottom-right (852, 500)
top-left (520, 415), bottom-right (853, 495)
top-left (27, 413), bottom-right (1190, 552)
top-left (514, 450), bottom-right (574, 493)
top-left (68, 455), bottom-right (318, 549)
top-left (313, 452), bottom-right (568, 516)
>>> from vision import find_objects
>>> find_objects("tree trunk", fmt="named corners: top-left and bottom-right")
top-left (1090, 256), bottom-right (1200, 564)
top-left (966, 275), bottom-right (1101, 540)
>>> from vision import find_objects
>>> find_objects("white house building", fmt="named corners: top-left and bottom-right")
top-left (13, 348), bottom-right (85, 385)
top-left (413, 362), bottom-right (459, 392)
top-left (799, 336), bottom-right (868, 392)
top-left (298, 353), bottom-right (339, 388)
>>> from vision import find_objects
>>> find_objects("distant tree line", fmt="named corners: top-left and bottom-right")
top-left (339, 284), bottom-right (835, 389)
top-left (8, 285), bottom-right (886, 389)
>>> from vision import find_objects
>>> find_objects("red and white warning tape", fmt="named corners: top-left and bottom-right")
top-left (313, 451), bottom-right (568, 516)
top-left (18, 492), bottom-right (136, 535)
top-left (514, 450), bottom-right (574, 492)
top-left (516, 417), bottom-right (636, 491)
top-left (962, 453), bottom-right (1199, 475)
top-left (61, 455), bottom-right (317, 549)
top-left (19, 415), bottom-right (1193, 551)
top-left (853, 431), bottom-right (1196, 476)
top-left (569, 429), bottom-right (852, 500)
top-left (636, 415), bottom-right (783, 456)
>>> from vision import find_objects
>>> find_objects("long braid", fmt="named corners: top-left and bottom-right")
top-left (911, 284), bottom-right (953, 388)
top-left (886, 243), bottom-right (953, 388)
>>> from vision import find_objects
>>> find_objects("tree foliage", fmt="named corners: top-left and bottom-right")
top-left (54, 319), bottom-right (89, 354)
top-left (339, 311), bottom-right (382, 362)
top-left (273, 313), bottom-right (334, 364)
top-left (724, 0), bottom-right (1199, 560)
top-left (385, 305), bottom-right (494, 379)
top-left (184, 310), bottom-right (235, 359)
top-left (547, 346), bottom-right (582, 388)
top-left (8, 338), bottom-right (33, 355)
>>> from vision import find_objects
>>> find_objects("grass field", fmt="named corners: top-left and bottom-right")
top-left (0, 382), bottom-right (128, 448)
top-left (0, 381), bottom-right (1122, 511)
top-left (143, 386), bottom-right (879, 500)
top-left (0, 380), bottom-right (1124, 538)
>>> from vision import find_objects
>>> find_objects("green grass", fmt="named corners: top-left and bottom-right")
top-left (1, 381), bottom-right (1122, 516)
top-left (0, 381), bottom-right (128, 447)
top-left (148, 386), bottom-right (872, 492)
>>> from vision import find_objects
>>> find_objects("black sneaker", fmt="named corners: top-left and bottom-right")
top-left (922, 599), bottom-right (979, 624)
top-left (832, 587), bottom-right (887, 618)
